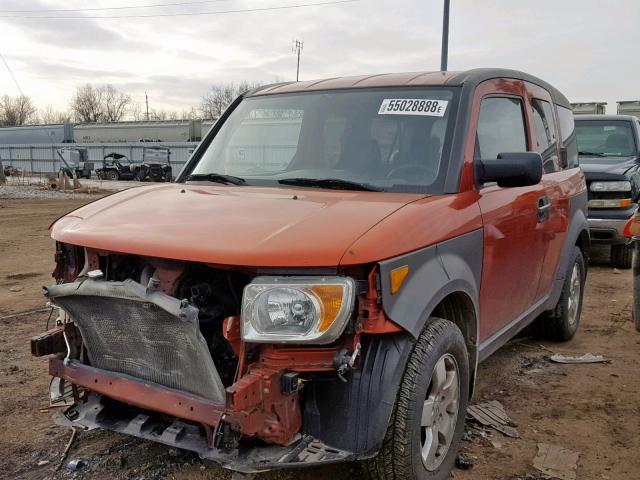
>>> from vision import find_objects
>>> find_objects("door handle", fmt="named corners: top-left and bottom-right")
top-left (537, 196), bottom-right (551, 222)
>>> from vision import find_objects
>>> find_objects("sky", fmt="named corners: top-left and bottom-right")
top-left (0, 0), bottom-right (638, 116)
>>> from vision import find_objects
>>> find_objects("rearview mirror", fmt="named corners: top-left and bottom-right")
top-left (476, 152), bottom-right (543, 188)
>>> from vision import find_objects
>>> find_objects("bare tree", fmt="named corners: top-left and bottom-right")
top-left (40, 105), bottom-right (72, 124)
top-left (128, 102), bottom-right (144, 121)
top-left (0, 95), bottom-right (38, 126)
top-left (103, 85), bottom-right (131, 122)
top-left (199, 82), bottom-right (261, 120)
top-left (70, 84), bottom-right (104, 123)
top-left (70, 84), bottom-right (131, 123)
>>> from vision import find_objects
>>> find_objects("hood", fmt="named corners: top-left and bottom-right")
top-left (579, 156), bottom-right (638, 180)
top-left (51, 183), bottom-right (424, 267)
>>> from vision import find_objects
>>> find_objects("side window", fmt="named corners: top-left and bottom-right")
top-left (557, 105), bottom-right (578, 168)
top-left (476, 97), bottom-right (527, 160)
top-left (531, 98), bottom-right (559, 173)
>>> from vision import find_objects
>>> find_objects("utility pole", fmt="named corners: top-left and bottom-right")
top-left (292, 40), bottom-right (304, 81)
top-left (145, 92), bottom-right (150, 121)
top-left (440, 0), bottom-right (450, 71)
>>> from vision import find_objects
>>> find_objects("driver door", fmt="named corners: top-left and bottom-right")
top-left (473, 81), bottom-right (549, 343)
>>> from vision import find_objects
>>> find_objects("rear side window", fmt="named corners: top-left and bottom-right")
top-left (557, 106), bottom-right (578, 168)
top-left (531, 99), bottom-right (559, 173)
top-left (476, 97), bottom-right (527, 160)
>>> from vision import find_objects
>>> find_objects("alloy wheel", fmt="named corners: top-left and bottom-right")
top-left (420, 353), bottom-right (460, 471)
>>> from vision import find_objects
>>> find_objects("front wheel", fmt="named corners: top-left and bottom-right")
top-left (364, 318), bottom-right (469, 480)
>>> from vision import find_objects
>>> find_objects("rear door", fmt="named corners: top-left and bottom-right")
top-left (524, 82), bottom-right (570, 300)
top-left (473, 80), bottom-right (549, 341)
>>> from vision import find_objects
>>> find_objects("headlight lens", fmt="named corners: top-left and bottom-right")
top-left (241, 276), bottom-right (355, 344)
top-left (590, 181), bottom-right (631, 192)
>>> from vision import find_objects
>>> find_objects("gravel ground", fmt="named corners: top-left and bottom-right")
top-left (0, 184), bottom-right (107, 200)
top-left (0, 177), bottom-right (140, 200)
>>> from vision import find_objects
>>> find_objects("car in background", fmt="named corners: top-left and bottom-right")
top-left (575, 115), bottom-right (640, 268)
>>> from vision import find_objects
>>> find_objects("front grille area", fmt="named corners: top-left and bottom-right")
top-left (44, 279), bottom-right (225, 403)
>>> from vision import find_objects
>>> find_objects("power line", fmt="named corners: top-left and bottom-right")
top-left (0, 51), bottom-right (24, 96)
top-left (0, 0), bottom-right (233, 14)
top-left (0, 0), bottom-right (359, 19)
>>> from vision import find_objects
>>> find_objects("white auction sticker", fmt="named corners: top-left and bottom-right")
top-left (378, 98), bottom-right (448, 117)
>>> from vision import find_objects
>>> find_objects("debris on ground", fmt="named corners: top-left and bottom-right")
top-left (56, 428), bottom-right (77, 471)
top-left (8, 285), bottom-right (23, 292)
top-left (532, 443), bottom-right (579, 480)
top-left (511, 474), bottom-right (553, 480)
top-left (66, 458), bottom-right (88, 471)
top-left (549, 353), bottom-right (608, 364)
top-left (455, 452), bottom-right (474, 470)
top-left (467, 400), bottom-right (519, 438)
top-left (36, 460), bottom-right (49, 466)
top-left (462, 424), bottom-right (493, 446)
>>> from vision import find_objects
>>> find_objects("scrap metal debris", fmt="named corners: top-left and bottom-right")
top-left (549, 353), bottom-right (607, 364)
top-left (455, 452), bottom-right (474, 470)
top-left (467, 400), bottom-right (519, 438)
top-left (533, 443), bottom-right (579, 480)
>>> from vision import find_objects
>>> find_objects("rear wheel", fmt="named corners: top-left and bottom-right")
top-left (364, 318), bottom-right (469, 480)
top-left (107, 170), bottom-right (119, 181)
top-left (536, 246), bottom-right (585, 341)
top-left (611, 244), bottom-right (632, 269)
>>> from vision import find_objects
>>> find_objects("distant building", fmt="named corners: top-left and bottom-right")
top-left (571, 102), bottom-right (607, 115)
top-left (617, 101), bottom-right (640, 118)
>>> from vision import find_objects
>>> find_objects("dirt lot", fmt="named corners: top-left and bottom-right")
top-left (1, 196), bottom-right (639, 480)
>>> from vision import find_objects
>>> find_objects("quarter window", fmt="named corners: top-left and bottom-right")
top-left (557, 105), bottom-right (578, 168)
top-left (531, 99), bottom-right (559, 173)
top-left (476, 97), bottom-right (527, 160)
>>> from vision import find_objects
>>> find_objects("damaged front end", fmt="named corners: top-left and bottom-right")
top-left (32, 245), bottom-right (408, 473)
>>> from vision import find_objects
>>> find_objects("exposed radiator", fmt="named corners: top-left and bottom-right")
top-left (44, 279), bottom-right (225, 403)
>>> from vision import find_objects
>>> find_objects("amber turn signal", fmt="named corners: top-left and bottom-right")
top-left (390, 265), bottom-right (410, 294)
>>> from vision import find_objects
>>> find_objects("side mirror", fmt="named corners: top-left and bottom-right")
top-left (476, 152), bottom-right (543, 188)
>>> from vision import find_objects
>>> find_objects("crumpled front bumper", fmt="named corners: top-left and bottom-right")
top-left (51, 362), bottom-right (354, 473)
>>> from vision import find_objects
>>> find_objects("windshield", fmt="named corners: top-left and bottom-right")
top-left (575, 120), bottom-right (637, 161)
top-left (187, 87), bottom-right (458, 193)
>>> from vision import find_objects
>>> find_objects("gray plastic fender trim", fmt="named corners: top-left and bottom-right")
top-left (379, 229), bottom-right (483, 340)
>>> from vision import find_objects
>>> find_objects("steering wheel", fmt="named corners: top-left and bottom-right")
top-left (386, 163), bottom-right (433, 179)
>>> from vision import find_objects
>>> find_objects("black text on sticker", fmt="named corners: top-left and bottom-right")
top-left (378, 99), bottom-right (448, 117)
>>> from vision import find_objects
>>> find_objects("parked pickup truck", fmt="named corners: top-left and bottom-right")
top-left (33, 69), bottom-right (588, 480)
top-left (575, 114), bottom-right (640, 268)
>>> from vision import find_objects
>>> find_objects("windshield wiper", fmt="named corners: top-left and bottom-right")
top-left (185, 173), bottom-right (246, 185)
top-left (278, 177), bottom-right (382, 192)
top-left (578, 151), bottom-right (606, 157)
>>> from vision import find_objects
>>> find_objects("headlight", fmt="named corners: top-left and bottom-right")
top-left (241, 276), bottom-right (355, 344)
top-left (590, 181), bottom-right (631, 192)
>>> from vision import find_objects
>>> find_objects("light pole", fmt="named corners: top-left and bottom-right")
top-left (441, 0), bottom-right (450, 71)
top-left (293, 40), bottom-right (304, 81)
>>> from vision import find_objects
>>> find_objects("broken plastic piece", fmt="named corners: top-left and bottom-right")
top-left (533, 443), bottom-right (579, 480)
top-left (66, 458), bottom-right (88, 471)
top-left (467, 400), bottom-right (519, 438)
top-left (549, 353), bottom-right (607, 364)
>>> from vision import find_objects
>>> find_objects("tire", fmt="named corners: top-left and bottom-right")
top-left (364, 318), bottom-right (469, 480)
top-left (611, 244), bottom-right (632, 269)
top-left (134, 169), bottom-right (145, 181)
top-left (536, 246), bottom-right (586, 341)
top-left (107, 170), bottom-right (119, 181)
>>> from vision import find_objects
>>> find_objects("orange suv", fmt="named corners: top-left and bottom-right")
top-left (34, 69), bottom-right (588, 480)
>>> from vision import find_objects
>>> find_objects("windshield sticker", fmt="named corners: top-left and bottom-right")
top-left (378, 99), bottom-right (448, 117)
